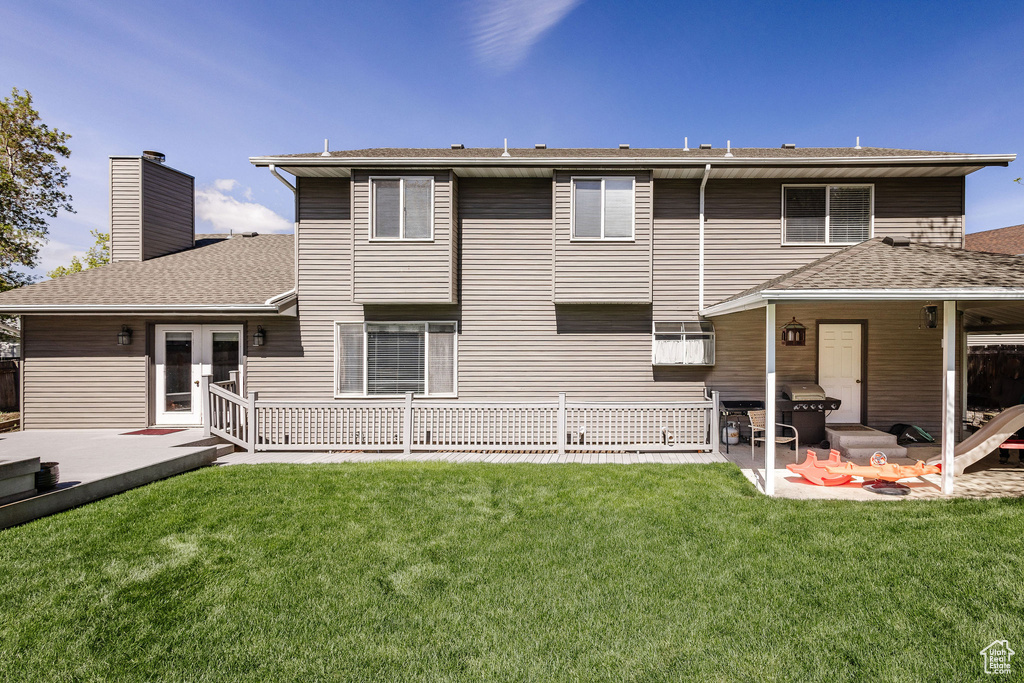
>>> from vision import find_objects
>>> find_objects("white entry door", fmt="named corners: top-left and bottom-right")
top-left (155, 325), bottom-right (243, 426)
top-left (818, 323), bottom-right (862, 424)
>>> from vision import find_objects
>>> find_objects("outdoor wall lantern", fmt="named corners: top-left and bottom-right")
top-left (920, 305), bottom-right (938, 329)
top-left (253, 325), bottom-right (266, 347)
top-left (117, 325), bottom-right (133, 346)
top-left (780, 317), bottom-right (807, 346)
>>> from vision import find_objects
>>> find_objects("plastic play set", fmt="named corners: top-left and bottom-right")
top-left (787, 449), bottom-right (941, 495)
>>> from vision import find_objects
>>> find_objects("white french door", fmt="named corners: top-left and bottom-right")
top-left (155, 325), bottom-right (243, 426)
top-left (818, 323), bottom-right (862, 424)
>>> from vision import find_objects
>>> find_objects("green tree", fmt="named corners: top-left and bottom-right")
top-left (0, 88), bottom-right (73, 291)
top-left (47, 229), bottom-right (109, 278)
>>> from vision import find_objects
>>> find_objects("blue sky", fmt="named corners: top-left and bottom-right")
top-left (2, 0), bottom-right (1022, 274)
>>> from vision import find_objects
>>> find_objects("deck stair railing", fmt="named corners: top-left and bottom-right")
top-left (204, 378), bottom-right (720, 455)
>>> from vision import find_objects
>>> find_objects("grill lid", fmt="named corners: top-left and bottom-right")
top-left (781, 382), bottom-right (827, 400)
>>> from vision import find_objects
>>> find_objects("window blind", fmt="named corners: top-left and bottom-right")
top-left (784, 187), bottom-right (826, 243)
top-left (829, 186), bottom-right (871, 242)
top-left (366, 324), bottom-right (425, 395)
top-left (604, 177), bottom-right (633, 237)
top-left (427, 323), bottom-right (455, 394)
top-left (404, 177), bottom-right (432, 238)
top-left (373, 179), bottom-right (401, 238)
top-left (573, 179), bottom-right (602, 237)
top-left (336, 323), bottom-right (364, 394)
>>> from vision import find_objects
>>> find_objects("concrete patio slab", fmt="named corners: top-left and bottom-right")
top-left (0, 429), bottom-right (220, 529)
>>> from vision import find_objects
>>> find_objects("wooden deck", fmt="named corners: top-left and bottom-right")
top-left (217, 449), bottom-right (728, 466)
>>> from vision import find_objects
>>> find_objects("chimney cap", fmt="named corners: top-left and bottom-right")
top-left (142, 150), bottom-right (165, 163)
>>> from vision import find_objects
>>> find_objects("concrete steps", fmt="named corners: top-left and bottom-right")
top-left (826, 425), bottom-right (907, 460)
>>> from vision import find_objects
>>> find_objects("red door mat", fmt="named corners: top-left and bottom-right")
top-left (120, 428), bottom-right (185, 436)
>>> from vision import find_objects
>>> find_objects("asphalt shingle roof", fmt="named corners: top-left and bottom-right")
top-left (266, 146), bottom-right (967, 160)
top-left (965, 224), bottom-right (1024, 255)
top-left (0, 234), bottom-right (293, 308)
top-left (715, 237), bottom-right (1024, 306)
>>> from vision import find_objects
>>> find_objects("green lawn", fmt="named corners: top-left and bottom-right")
top-left (1, 464), bottom-right (1022, 682)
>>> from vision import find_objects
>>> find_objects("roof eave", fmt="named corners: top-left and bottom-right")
top-left (250, 153), bottom-right (1016, 168)
top-left (701, 287), bottom-right (1024, 317)
top-left (0, 303), bottom-right (291, 316)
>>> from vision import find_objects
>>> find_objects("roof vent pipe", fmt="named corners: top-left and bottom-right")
top-left (684, 136), bottom-right (689, 151)
top-left (855, 136), bottom-right (862, 150)
top-left (142, 150), bottom-right (165, 163)
top-left (321, 139), bottom-right (330, 157)
top-left (724, 140), bottom-right (733, 158)
top-left (501, 138), bottom-right (510, 157)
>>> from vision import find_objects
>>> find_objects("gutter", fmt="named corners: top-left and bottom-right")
top-left (701, 287), bottom-right (1024, 317)
top-left (251, 153), bottom-right (1016, 169)
top-left (698, 163), bottom-right (711, 311)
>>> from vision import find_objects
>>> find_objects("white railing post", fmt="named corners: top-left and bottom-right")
top-left (557, 393), bottom-right (566, 455)
top-left (229, 370), bottom-right (239, 394)
top-left (202, 375), bottom-right (212, 437)
top-left (403, 392), bottom-right (413, 454)
top-left (710, 390), bottom-right (720, 451)
top-left (247, 391), bottom-right (258, 453)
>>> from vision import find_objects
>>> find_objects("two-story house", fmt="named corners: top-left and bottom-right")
top-left (0, 144), bottom-right (1018, 493)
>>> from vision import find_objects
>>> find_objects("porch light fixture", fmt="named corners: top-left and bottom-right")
top-left (253, 325), bottom-right (266, 347)
top-left (117, 325), bottom-right (133, 346)
top-left (780, 317), bottom-right (807, 346)
top-left (920, 305), bottom-right (938, 329)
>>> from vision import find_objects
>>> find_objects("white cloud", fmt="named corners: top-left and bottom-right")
top-left (471, 0), bottom-right (582, 72)
top-left (195, 182), bottom-right (291, 234)
top-left (36, 239), bottom-right (87, 276)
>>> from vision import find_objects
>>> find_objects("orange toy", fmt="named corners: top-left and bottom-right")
top-left (825, 456), bottom-right (941, 482)
top-left (786, 450), bottom-right (854, 486)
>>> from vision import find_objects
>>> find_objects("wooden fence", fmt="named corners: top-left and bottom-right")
top-left (204, 375), bottom-right (719, 454)
top-left (0, 360), bottom-right (18, 412)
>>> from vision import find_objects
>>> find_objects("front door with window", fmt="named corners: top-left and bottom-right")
top-left (155, 325), bottom-right (243, 426)
top-left (818, 323), bottom-right (862, 424)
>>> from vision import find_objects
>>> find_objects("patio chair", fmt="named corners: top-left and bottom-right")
top-left (748, 410), bottom-right (799, 458)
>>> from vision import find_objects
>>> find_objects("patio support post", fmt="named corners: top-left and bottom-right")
top-left (557, 393), bottom-right (566, 456)
top-left (710, 390), bottom-right (720, 452)
top-left (247, 392), bottom-right (258, 453)
top-left (202, 375), bottom-right (212, 438)
top-left (765, 303), bottom-right (777, 496)
top-left (941, 300), bottom-right (956, 494)
top-left (403, 392), bottom-right (413, 455)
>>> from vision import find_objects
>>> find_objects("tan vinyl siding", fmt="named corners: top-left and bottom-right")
top-left (704, 176), bottom-right (966, 305)
top-left (553, 171), bottom-right (653, 303)
top-left (351, 170), bottom-right (456, 304)
top-left (110, 158), bottom-right (142, 262)
top-left (652, 179), bottom-right (700, 319)
top-left (246, 177), bottom-right (356, 400)
top-left (705, 301), bottom-right (953, 436)
top-left (22, 316), bottom-right (148, 429)
top-left (459, 178), bottom-right (706, 401)
top-left (141, 159), bottom-right (194, 259)
top-left (297, 177), bottom-right (350, 221)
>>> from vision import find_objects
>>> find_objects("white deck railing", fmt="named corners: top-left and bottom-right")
top-left (204, 377), bottom-right (719, 454)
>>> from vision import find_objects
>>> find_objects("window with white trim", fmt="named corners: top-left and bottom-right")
top-left (783, 184), bottom-right (872, 244)
top-left (336, 322), bottom-right (456, 396)
top-left (371, 177), bottom-right (433, 240)
top-left (652, 321), bottom-right (715, 366)
top-left (572, 176), bottom-right (635, 239)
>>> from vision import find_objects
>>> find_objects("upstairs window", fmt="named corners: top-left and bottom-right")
top-left (371, 177), bottom-right (433, 240)
top-left (783, 184), bottom-right (872, 245)
top-left (572, 176), bottom-right (635, 240)
top-left (336, 321), bottom-right (456, 396)
top-left (652, 321), bottom-right (715, 366)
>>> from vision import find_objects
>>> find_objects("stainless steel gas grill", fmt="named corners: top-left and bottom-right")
top-left (778, 383), bottom-right (841, 446)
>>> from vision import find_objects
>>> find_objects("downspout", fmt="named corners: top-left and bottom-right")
top-left (698, 163), bottom-right (712, 312)
top-left (268, 164), bottom-right (299, 301)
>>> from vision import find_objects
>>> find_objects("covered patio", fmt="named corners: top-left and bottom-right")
top-left (702, 236), bottom-right (1024, 497)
